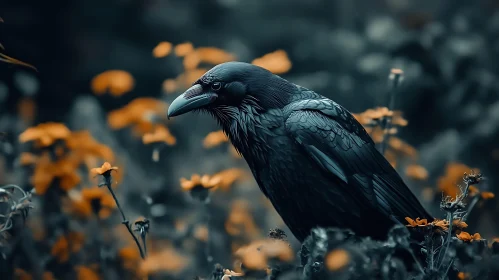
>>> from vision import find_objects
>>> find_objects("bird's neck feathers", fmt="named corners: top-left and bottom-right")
top-left (210, 74), bottom-right (295, 165)
top-left (211, 101), bottom-right (276, 166)
top-left (247, 74), bottom-right (296, 110)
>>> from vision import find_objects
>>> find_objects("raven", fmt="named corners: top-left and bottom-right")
top-left (168, 62), bottom-right (431, 242)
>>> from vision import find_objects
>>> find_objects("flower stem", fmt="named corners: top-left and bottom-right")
top-left (204, 202), bottom-right (213, 263)
top-left (462, 195), bottom-right (480, 222)
top-left (379, 69), bottom-right (403, 154)
top-left (437, 212), bottom-right (453, 270)
top-left (104, 181), bottom-right (145, 259)
top-left (140, 233), bottom-right (148, 256)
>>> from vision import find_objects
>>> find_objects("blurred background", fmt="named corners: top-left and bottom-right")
top-left (0, 0), bottom-right (498, 279)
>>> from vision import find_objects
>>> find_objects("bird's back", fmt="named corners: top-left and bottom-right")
top-left (248, 86), bottom-right (431, 242)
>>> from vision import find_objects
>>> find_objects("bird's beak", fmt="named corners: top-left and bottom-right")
top-left (167, 84), bottom-right (218, 118)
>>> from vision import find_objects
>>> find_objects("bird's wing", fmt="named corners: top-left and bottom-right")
top-left (284, 98), bottom-right (430, 222)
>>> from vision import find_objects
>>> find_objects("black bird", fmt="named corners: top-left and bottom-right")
top-left (168, 62), bottom-right (431, 242)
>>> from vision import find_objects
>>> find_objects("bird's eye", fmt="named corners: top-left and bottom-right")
top-left (211, 82), bottom-right (222, 91)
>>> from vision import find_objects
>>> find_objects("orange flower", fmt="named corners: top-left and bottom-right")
top-left (364, 126), bottom-right (384, 143)
top-left (119, 246), bottom-right (141, 271)
top-left (13, 270), bottom-right (54, 280)
top-left (17, 97), bottom-right (37, 123)
top-left (31, 153), bottom-right (81, 194)
top-left (353, 107), bottom-right (393, 125)
top-left (180, 169), bottom-right (244, 192)
top-left (481, 192), bottom-right (495, 200)
top-left (388, 137), bottom-right (417, 158)
top-left (211, 168), bottom-right (246, 191)
top-left (162, 79), bottom-right (177, 94)
top-left (251, 50), bottom-right (291, 74)
top-left (19, 152), bottom-right (38, 166)
top-left (174, 68), bottom-right (209, 89)
top-left (51, 232), bottom-right (85, 262)
top-left (453, 220), bottom-right (468, 229)
top-left (42, 272), bottom-right (55, 280)
top-left (406, 217), bottom-right (450, 232)
top-left (91, 70), bottom-right (135, 96)
top-left (225, 200), bottom-right (260, 238)
top-left (70, 186), bottom-right (116, 219)
top-left (174, 219), bottom-right (188, 233)
top-left (203, 130), bottom-right (229, 148)
top-left (31, 153), bottom-right (55, 194)
top-left (55, 156), bottom-right (82, 191)
top-left (405, 217), bottom-right (428, 227)
top-left (468, 185), bottom-right (479, 196)
top-left (196, 47), bottom-right (236, 65)
top-left (391, 111), bottom-right (408, 127)
top-left (139, 247), bottom-right (189, 275)
top-left (65, 131), bottom-right (115, 162)
top-left (234, 239), bottom-right (293, 270)
top-left (142, 125), bottom-right (176, 145)
top-left (193, 225), bottom-right (209, 242)
top-left (405, 164), bottom-right (429, 181)
top-left (14, 269), bottom-right (32, 280)
top-left (325, 249), bottom-right (350, 271)
top-left (183, 47), bottom-right (236, 70)
top-left (456, 231), bottom-right (482, 242)
top-left (19, 122), bottom-right (71, 147)
top-left (466, 185), bottom-right (494, 200)
top-left (384, 149), bottom-right (398, 168)
top-left (107, 97), bottom-right (167, 135)
top-left (174, 42), bottom-right (194, 57)
top-left (438, 163), bottom-right (479, 199)
top-left (75, 266), bottom-right (100, 280)
top-left (152, 41), bottom-right (173, 58)
top-left (180, 174), bottom-right (212, 191)
top-left (432, 219), bottom-right (449, 231)
top-left (90, 162), bottom-right (118, 176)
top-left (457, 272), bottom-right (470, 280)
top-left (354, 107), bottom-right (407, 128)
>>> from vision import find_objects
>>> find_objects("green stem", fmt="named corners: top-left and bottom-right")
top-left (437, 212), bottom-right (453, 270)
top-left (462, 195), bottom-right (480, 222)
top-left (379, 69), bottom-right (403, 154)
top-left (104, 180), bottom-right (145, 259)
top-left (140, 233), bottom-right (148, 256)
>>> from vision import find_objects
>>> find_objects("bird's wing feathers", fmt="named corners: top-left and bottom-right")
top-left (284, 98), bottom-right (430, 222)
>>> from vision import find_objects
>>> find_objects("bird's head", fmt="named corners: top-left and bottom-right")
top-left (167, 62), bottom-right (296, 125)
